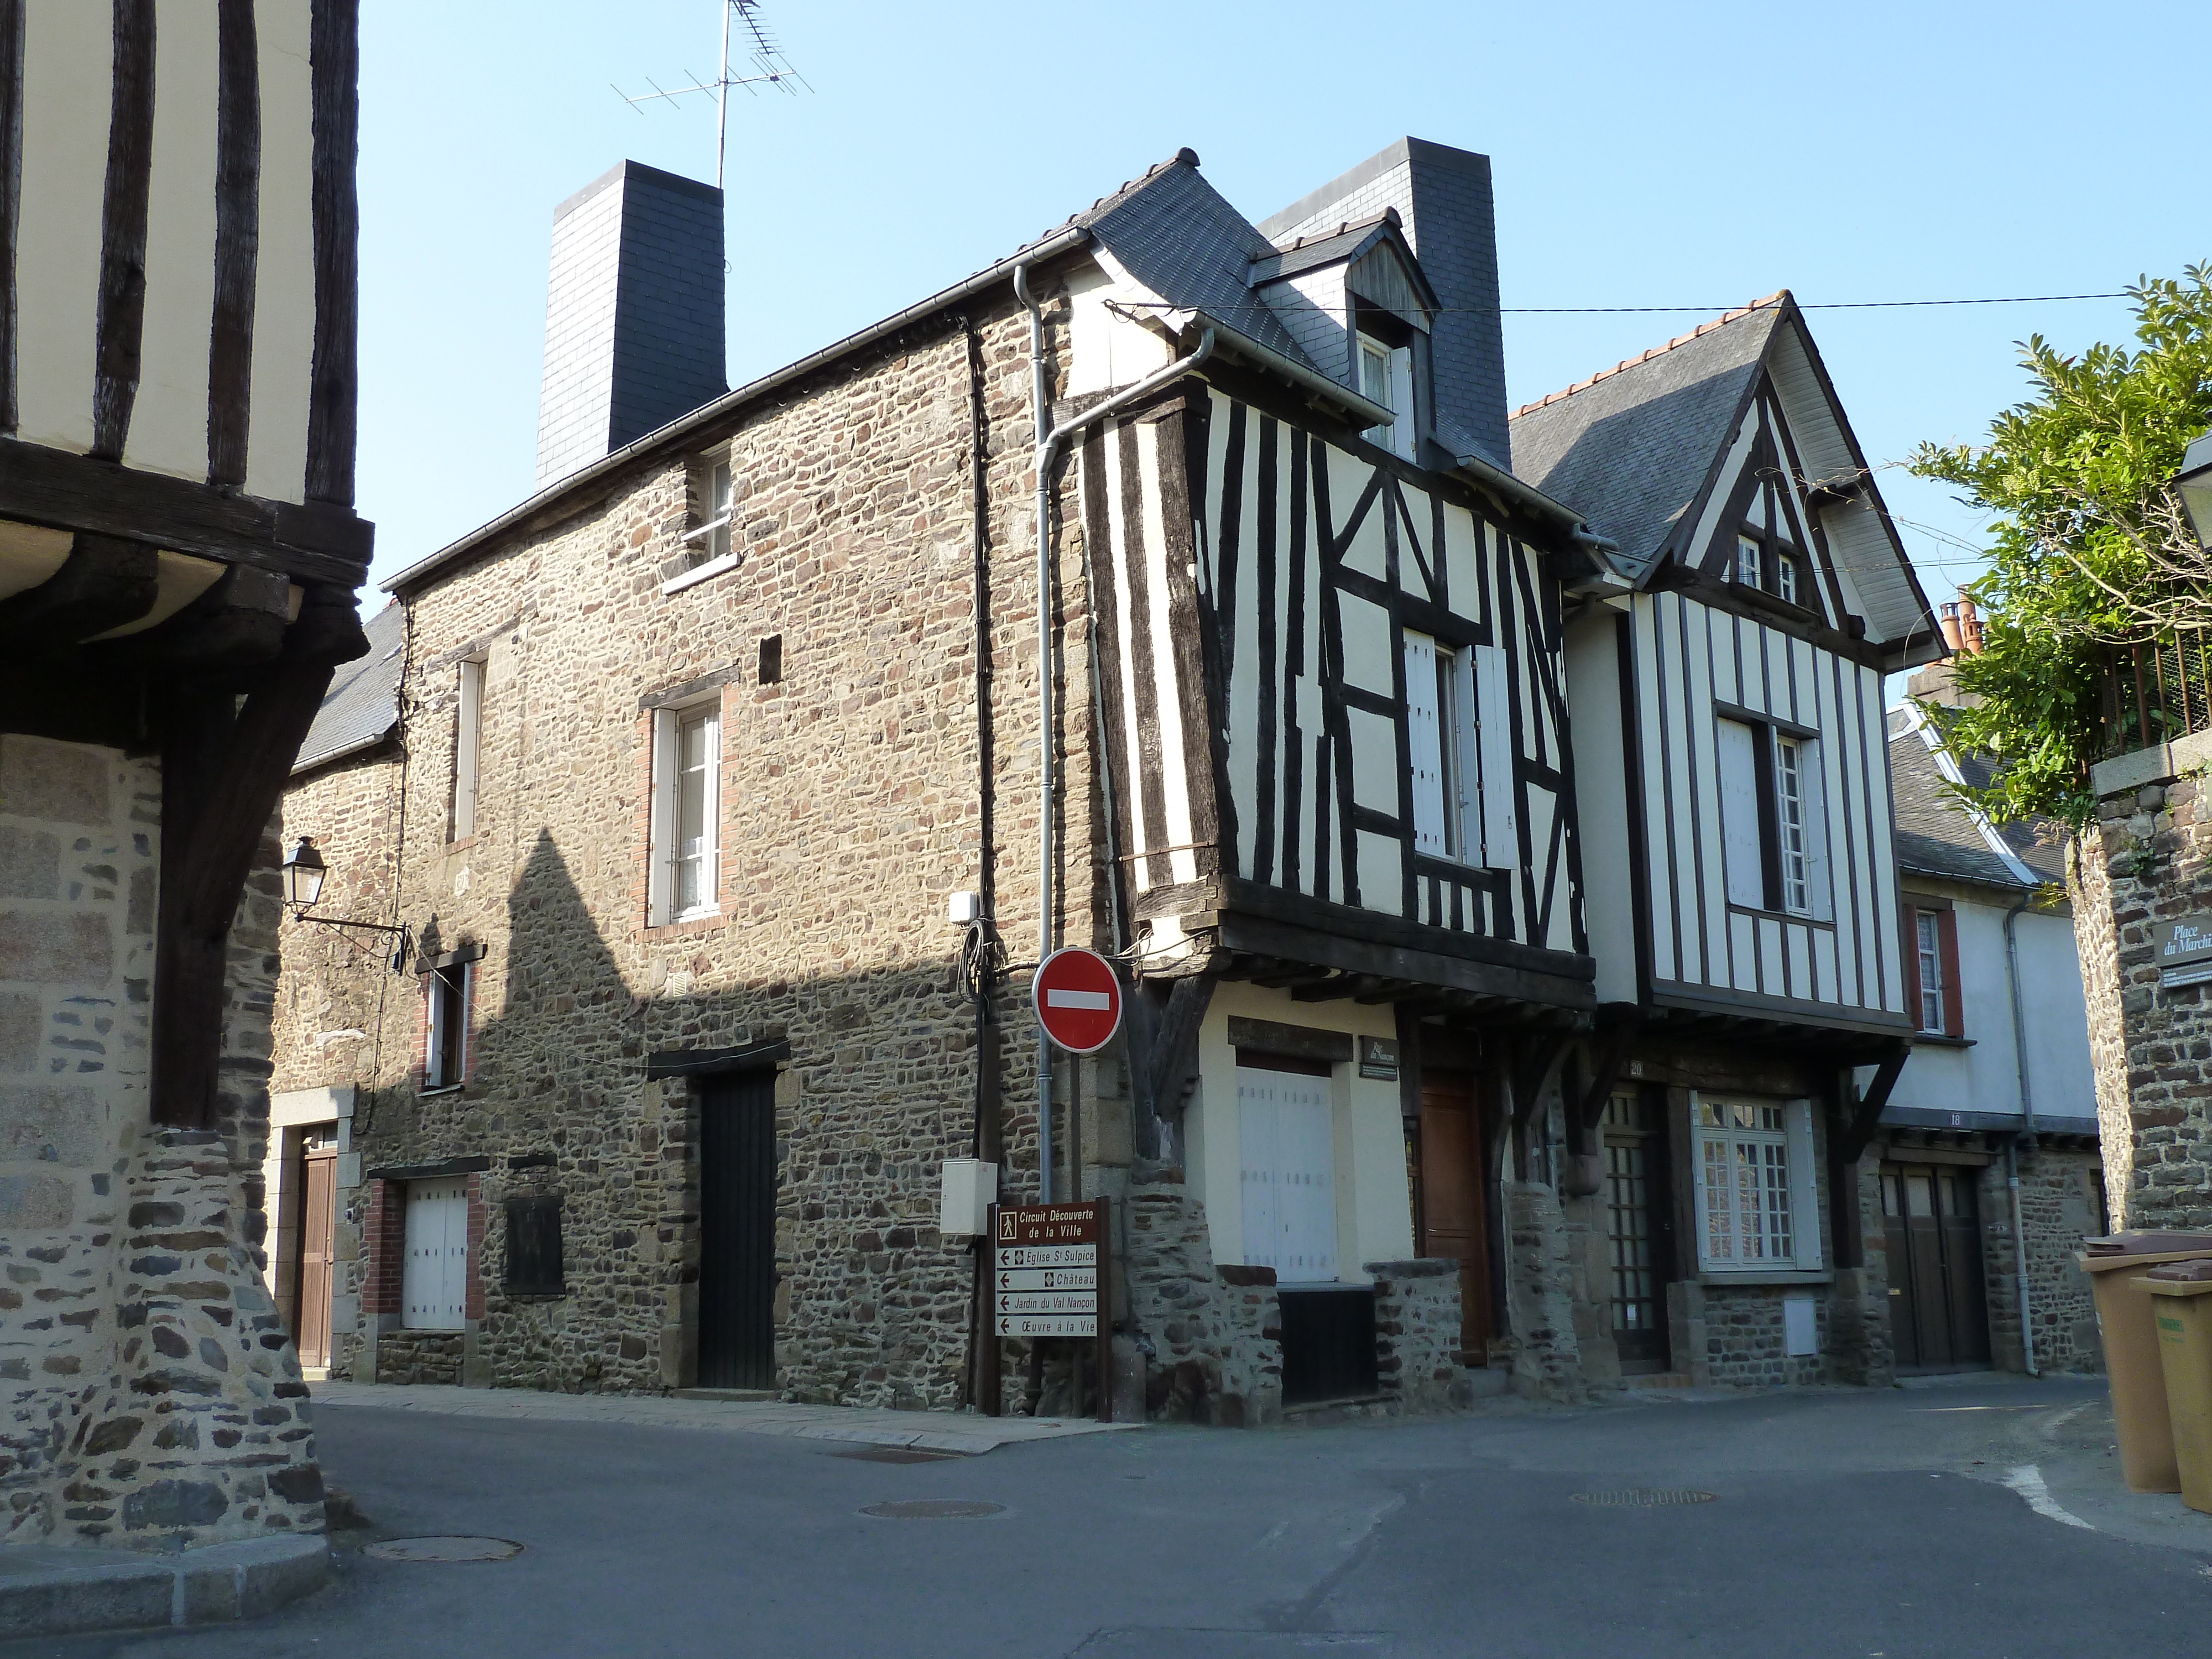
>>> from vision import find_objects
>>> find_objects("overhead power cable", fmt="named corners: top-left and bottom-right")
top-left (1122, 293), bottom-right (2128, 318)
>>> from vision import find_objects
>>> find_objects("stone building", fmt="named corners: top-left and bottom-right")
top-left (270, 138), bottom-right (1973, 1420)
top-left (1, 0), bottom-right (368, 1575)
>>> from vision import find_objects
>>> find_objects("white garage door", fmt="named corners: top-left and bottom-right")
top-left (1238, 1062), bottom-right (1337, 1284)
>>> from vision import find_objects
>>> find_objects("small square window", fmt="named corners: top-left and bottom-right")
top-left (1777, 553), bottom-right (1799, 606)
top-left (1736, 534), bottom-right (1763, 589)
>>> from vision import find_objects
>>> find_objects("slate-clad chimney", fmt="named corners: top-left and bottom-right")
top-left (1260, 138), bottom-right (1511, 470)
top-left (535, 160), bottom-right (727, 491)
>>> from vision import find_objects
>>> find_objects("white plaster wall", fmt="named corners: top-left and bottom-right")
top-left (1186, 982), bottom-right (1412, 1285)
top-left (1064, 252), bottom-right (1173, 398)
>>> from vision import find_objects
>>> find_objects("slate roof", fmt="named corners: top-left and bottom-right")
top-left (1507, 300), bottom-right (1783, 583)
top-left (294, 601), bottom-right (404, 773)
top-left (1887, 708), bottom-right (2065, 889)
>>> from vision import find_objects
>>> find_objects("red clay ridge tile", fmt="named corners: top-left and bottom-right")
top-left (1510, 291), bottom-right (1791, 419)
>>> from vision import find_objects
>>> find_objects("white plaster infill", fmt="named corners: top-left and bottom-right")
top-left (308, 1381), bottom-right (1141, 1454)
top-left (2090, 727), bottom-right (2212, 800)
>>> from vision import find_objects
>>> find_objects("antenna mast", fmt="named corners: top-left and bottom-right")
top-left (614, 1), bottom-right (810, 191)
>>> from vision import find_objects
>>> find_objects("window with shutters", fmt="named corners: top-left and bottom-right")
top-left (504, 1196), bottom-right (565, 1296)
top-left (648, 698), bottom-right (721, 926)
top-left (1905, 903), bottom-right (1964, 1036)
top-left (1357, 331), bottom-right (1416, 462)
top-left (1715, 714), bottom-right (1828, 919)
top-left (1691, 1097), bottom-right (1822, 1274)
top-left (451, 657), bottom-right (484, 842)
top-left (1402, 632), bottom-right (1514, 872)
top-left (1237, 1058), bottom-right (1338, 1284)
top-left (403, 1177), bottom-right (470, 1329)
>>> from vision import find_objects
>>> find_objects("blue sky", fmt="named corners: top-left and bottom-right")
top-left (357, 0), bottom-right (2206, 608)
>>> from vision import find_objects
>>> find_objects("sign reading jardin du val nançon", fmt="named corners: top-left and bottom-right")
top-left (992, 1200), bottom-right (1107, 1338)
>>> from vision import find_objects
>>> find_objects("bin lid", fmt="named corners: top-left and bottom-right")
top-left (2147, 1259), bottom-right (2212, 1282)
top-left (2082, 1231), bottom-right (2212, 1255)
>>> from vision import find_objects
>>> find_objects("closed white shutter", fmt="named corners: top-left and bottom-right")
top-left (1716, 718), bottom-right (1764, 907)
top-left (403, 1177), bottom-right (469, 1330)
top-left (1472, 643), bottom-right (1515, 868)
top-left (1798, 742), bottom-right (1830, 920)
top-left (1786, 1100), bottom-right (1822, 1270)
top-left (1403, 633), bottom-right (1448, 857)
top-left (1238, 1065), bottom-right (1337, 1283)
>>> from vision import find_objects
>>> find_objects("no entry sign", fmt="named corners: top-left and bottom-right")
top-left (1031, 947), bottom-right (1123, 1053)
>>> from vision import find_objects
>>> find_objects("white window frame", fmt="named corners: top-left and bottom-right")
top-left (1776, 551), bottom-right (1800, 607)
top-left (649, 698), bottom-right (722, 926)
top-left (1358, 334), bottom-right (1416, 462)
top-left (402, 1176), bottom-right (469, 1331)
top-left (1774, 733), bottom-right (1813, 916)
top-left (424, 960), bottom-right (470, 1090)
top-left (1405, 632), bottom-right (1515, 873)
top-left (1735, 533), bottom-right (1763, 589)
top-left (670, 451), bottom-right (739, 594)
top-left (451, 656), bottom-right (484, 841)
top-left (1916, 909), bottom-right (1946, 1033)
top-left (1691, 1095), bottom-right (1822, 1274)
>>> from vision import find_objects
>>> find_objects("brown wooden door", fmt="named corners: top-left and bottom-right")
top-left (1603, 1091), bottom-right (1672, 1373)
top-left (1881, 1161), bottom-right (1990, 1374)
top-left (294, 1150), bottom-right (337, 1370)
top-left (1417, 1073), bottom-right (1492, 1362)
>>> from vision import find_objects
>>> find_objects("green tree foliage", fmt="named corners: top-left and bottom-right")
top-left (1908, 264), bottom-right (2212, 828)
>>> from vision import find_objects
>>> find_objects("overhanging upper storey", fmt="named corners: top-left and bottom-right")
top-left (1510, 295), bottom-right (1939, 672)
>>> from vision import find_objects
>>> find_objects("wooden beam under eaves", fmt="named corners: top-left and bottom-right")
top-left (0, 534), bottom-right (158, 651)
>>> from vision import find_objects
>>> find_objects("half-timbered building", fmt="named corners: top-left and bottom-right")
top-left (1515, 296), bottom-right (1945, 1385)
top-left (1, 1), bottom-right (367, 1562)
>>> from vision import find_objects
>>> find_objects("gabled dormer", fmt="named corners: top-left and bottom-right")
top-left (1249, 211), bottom-right (1438, 461)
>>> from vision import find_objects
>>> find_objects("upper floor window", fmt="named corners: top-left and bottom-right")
top-left (424, 959), bottom-right (471, 1089)
top-left (649, 698), bottom-right (721, 925)
top-left (1403, 632), bottom-right (1515, 870)
top-left (450, 657), bottom-right (484, 842)
top-left (672, 451), bottom-right (737, 591)
top-left (1357, 332), bottom-right (1415, 462)
top-left (1735, 534), bottom-right (1762, 591)
top-left (1731, 518), bottom-right (1818, 617)
top-left (1716, 714), bottom-right (1828, 919)
top-left (1906, 903), bottom-right (1963, 1036)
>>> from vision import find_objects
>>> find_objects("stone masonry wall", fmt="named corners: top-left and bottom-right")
top-left (1976, 1145), bottom-right (2104, 1375)
top-left (1122, 1165), bottom-right (1281, 1425)
top-left (2, 737), bottom-right (323, 1549)
top-left (1367, 1258), bottom-right (1470, 1413)
top-left (2081, 778), bottom-right (2212, 1228)
top-left (281, 288), bottom-right (1112, 1408)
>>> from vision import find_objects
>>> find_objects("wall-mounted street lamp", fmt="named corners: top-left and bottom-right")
top-left (280, 838), bottom-right (413, 973)
top-left (2177, 429), bottom-right (2212, 549)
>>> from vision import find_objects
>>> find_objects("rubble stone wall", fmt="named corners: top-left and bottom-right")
top-left (1121, 1165), bottom-right (1281, 1425)
top-left (1976, 1144), bottom-right (2105, 1375)
top-left (1, 737), bottom-right (323, 1549)
top-left (1366, 1258), bottom-right (1469, 1413)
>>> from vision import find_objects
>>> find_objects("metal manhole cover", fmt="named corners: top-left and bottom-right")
top-left (859, 1499), bottom-right (1004, 1519)
top-left (363, 1535), bottom-right (525, 1562)
top-left (1571, 1489), bottom-right (1717, 1507)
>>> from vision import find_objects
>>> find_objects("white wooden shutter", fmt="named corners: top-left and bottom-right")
top-left (453, 659), bottom-right (483, 839)
top-left (1799, 740), bottom-right (1830, 920)
top-left (1716, 718), bottom-right (1764, 907)
top-left (648, 708), bottom-right (677, 925)
top-left (1786, 1100), bottom-right (1822, 1270)
top-left (1388, 348), bottom-right (1416, 460)
top-left (1237, 1066), bottom-right (1337, 1282)
top-left (1473, 643), bottom-right (1515, 868)
top-left (403, 1177), bottom-right (469, 1330)
top-left (1403, 633), bottom-right (1448, 857)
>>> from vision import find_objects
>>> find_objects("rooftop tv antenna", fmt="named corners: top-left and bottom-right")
top-left (614, 0), bottom-right (810, 190)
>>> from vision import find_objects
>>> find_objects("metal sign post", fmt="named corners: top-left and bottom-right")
top-left (992, 1197), bottom-right (1113, 1423)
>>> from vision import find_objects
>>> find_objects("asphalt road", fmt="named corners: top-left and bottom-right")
top-left (9, 1375), bottom-right (2210, 1659)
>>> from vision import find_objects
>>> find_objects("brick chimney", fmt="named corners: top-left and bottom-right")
top-left (1259, 138), bottom-right (1511, 469)
top-left (535, 160), bottom-right (727, 491)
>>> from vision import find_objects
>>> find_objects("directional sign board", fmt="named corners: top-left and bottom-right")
top-left (1031, 947), bottom-right (1123, 1054)
top-left (992, 1200), bottom-right (1105, 1338)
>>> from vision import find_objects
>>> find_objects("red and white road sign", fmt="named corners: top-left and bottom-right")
top-left (1031, 947), bottom-right (1123, 1053)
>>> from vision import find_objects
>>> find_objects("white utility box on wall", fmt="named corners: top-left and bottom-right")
top-left (940, 1158), bottom-right (998, 1241)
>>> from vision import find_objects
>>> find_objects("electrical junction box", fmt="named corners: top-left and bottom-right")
top-left (948, 890), bottom-right (982, 926)
top-left (941, 1159), bottom-right (997, 1241)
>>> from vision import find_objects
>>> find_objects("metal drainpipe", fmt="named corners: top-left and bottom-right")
top-left (1011, 258), bottom-right (1214, 1203)
top-left (2002, 893), bottom-right (2040, 1376)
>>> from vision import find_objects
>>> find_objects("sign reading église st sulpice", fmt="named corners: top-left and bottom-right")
top-left (992, 1200), bottom-right (1105, 1338)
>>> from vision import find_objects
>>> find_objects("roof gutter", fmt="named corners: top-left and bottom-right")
top-left (1187, 311), bottom-right (1395, 429)
top-left (385, 225), bottom-right (1097, 593)
top-left (290, 725), bottom-right (397, 776)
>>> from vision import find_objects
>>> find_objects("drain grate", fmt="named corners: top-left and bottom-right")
top-left (363, 1536), bottom-right (525, 1562)
top-left (1571, 1488), bottom-right (1717, 1507)
top-left (860, 1499), bottom-right (1004, 1520)
top-left (837, 1445), bottom-right (966, 1464)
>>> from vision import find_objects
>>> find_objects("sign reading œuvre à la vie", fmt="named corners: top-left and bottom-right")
top-left (2156, 917), bottom-right (2212, 988)
top-left (992, 1200), bottom-right (1106, 1338)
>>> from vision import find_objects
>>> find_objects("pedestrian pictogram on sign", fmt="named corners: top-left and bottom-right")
top-left (1031, 947), bottom-right (1123, 1053)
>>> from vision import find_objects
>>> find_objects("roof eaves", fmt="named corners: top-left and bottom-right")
top-left (384, 223), bottom-right (1096, 594)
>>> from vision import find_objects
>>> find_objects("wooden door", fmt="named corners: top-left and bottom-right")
top-left (1417, 1073), bottom-right (1492, 1361)
top-left (1881, 1162), bottom-right (1991, 1373)
top-left (294, 1150), bottom-right (337, 1369)
top-left (1602, 1091), bottom-right (1672, 1373)
top-left (698, 1069), bottom-right (778, 1390)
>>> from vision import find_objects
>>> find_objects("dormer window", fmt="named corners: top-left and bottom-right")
top-left (1776, 551), bottom-right (1800, 607)
top-left (1358, 330), bottom-right (1415, 462)
top-left (1735, 534), bottom-right (1762, 590)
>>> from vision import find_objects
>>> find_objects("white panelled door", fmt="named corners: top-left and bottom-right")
top-left (403, 1177), bottom-right (469, 1330)
top-left (1238, 1063), bottom-right (1337, 1284)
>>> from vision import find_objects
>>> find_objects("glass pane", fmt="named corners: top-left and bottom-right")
top-left (1777, 555), bottom-right (1798, 604)
top-left (1775, 738), bottom-right (1809, 913)
top-left (1906, 1172), bottom-right (1934, 1218)
top-left (1737, 535), bottom-right (1761, 587)
top-left (1734, 1142), bottom-right (1764, 1257)
top-left (1361, 344), bottom-right (1390, 405)
top-left (1702, 1139), bottom-right (1735, 1262)
top-left (1761, 1142), bottom-right (1793, 1260)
